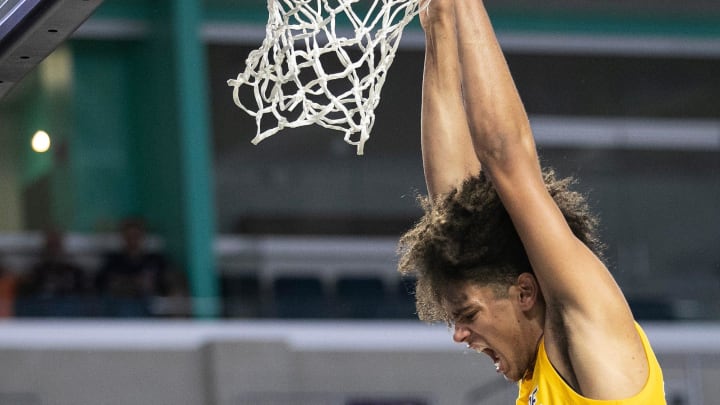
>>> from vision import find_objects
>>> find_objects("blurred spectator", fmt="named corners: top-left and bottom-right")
top-left (95, 218), bottom-right (185, 317)
top-left (0, 258), bottom-right (17, 317)
top-left (15, 229), bottom-right (91, 317)
top-left (18, 229), bottom-right (88, 298)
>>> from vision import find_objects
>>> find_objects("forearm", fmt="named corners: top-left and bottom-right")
top-left (454, 1), bottom-right (536, 175)
top-left (452, 1), bottom-right (563, 299)
top-left (421, 8), bottom-right (480, 198)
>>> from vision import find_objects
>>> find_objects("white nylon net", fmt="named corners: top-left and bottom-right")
top-left (228, 0), bottom-right (427, 155)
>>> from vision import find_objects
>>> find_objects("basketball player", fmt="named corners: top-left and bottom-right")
top-left (397, 1), bottom-right (667, 403)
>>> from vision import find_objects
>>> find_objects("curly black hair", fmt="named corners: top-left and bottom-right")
top-left (397, 168), bottom-right (603, 322)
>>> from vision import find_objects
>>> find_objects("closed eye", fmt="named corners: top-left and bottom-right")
top-left (457, 310), bottom-right (478, 324)
top-left (465, 311), bottom-right (479, 322)
top-left (450, 305), bottom-right (480, 325)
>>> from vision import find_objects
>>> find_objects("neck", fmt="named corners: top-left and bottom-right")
top-left (520, 299), bottom-right (546, 380)
top-left (518, 326), bottom-right (545, 381)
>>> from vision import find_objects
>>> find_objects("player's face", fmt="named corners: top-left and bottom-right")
top-left (442, 281), bottom-right (537, 382)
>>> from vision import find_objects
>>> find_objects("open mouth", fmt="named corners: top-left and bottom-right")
top-left (482, 348), bottom-right (502, 372)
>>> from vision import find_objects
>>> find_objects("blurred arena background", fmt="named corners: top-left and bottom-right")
top-left (0, 1), bottom-right (718, 404)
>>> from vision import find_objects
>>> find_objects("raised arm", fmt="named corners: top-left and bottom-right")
top-left (452, 0), bottom-right (649, 399)
top-left (419, 0), bottom-right (480, 198)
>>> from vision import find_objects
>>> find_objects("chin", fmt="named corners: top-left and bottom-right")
top-left (502, 373), bottom-right (521, 382)
top-left (501, 368), bottom-right (525, 382)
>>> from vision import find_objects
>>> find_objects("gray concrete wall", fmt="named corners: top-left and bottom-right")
top-left (0, 321), bottom-right (717, 405)
top-left (0, 348), bottom-right (206, 405)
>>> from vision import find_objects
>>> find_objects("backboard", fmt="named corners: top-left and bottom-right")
top-left (0, 0), bottom-right (103, 100)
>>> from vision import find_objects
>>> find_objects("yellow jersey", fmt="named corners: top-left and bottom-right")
top-left (517, 323), bottom-right (666, 405)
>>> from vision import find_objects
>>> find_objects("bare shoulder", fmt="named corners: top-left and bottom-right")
top-left (543, 289), bottom-right (649, 400)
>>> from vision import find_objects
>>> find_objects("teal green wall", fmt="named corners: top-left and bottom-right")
top-left (71, 41), bottom-right (138, 231)
top-left (126, 0), bottom-right (219, 317)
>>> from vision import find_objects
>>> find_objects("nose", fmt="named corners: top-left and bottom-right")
top-left (452, 324), bottom-right (470, 344)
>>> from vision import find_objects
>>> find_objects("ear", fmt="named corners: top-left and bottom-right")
top-left (515, 272), bottom-right (539, 310)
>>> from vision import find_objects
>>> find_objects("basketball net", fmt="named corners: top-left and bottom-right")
top-left (228, 0), bottom-right (428, 155)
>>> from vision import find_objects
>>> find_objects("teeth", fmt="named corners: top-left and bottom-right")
top-left (494, 360), bottom-right (500, 371)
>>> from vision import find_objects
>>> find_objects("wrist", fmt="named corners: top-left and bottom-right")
top-left (423, 15), bottom-right (455, 40)
top-left (420, 0), bottom-right (455, 35)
